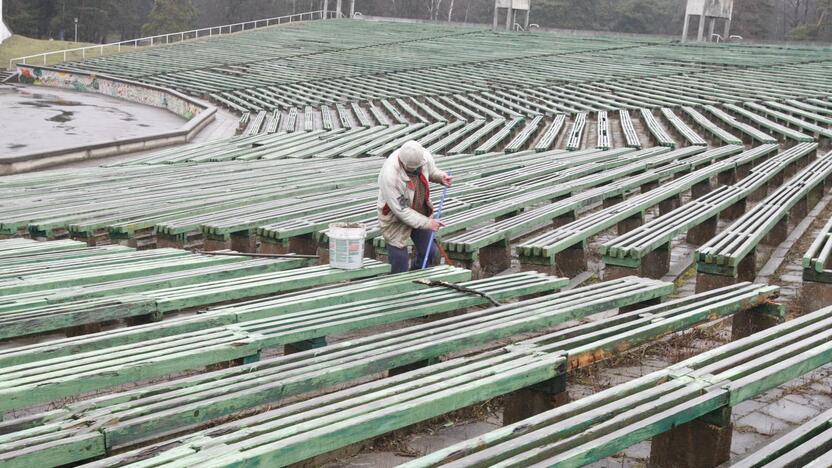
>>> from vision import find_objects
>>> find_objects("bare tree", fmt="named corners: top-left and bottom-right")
top-left (425, 0), bottom-right (443, 20)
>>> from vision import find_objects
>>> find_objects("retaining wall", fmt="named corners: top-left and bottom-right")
top-left (1, 65), bottom-right (216, 175)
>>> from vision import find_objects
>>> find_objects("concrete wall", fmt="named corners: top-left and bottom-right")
top-left (3, 65), bottom-right (216, 175)
top-left (0, 0), bottom-right (11, 45)
top-left (17, 65), bottom-right (203, 120)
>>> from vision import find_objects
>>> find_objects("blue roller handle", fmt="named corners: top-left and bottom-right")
top-left (421, 171), bottom-right (451, 270)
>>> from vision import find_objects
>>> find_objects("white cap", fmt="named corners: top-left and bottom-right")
top-left (398, 140), bottom-right (427, 171)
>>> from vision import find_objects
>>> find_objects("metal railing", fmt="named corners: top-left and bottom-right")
top-left (8, 10), bottom-right (341, 70)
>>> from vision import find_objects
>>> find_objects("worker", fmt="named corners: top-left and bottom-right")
top-left (378, 140), bottom-right (453, 274)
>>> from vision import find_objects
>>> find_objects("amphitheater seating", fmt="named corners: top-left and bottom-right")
top-left (403, 302), bottom-right (832, 468)
top-left (38, 282), bottom-right (782, 468)
top-left (0, 253), bottom-right (386, 339)
top-left (705, 105), bottom-right (779, 144)
top-left (0, 270), bottom-right (559, 414)
top-left (517, 145), bottom-right (750, 273)
top-left (602, 143), bottom-right (817, 278)
top-left (8, 18), bottom-right (832, 468)
top-left (440, 146), bottom-right (710, 274)
top-left (696, 150), bottom-right (832, 289)
top-left (725, 103), bottom-right (814, 143)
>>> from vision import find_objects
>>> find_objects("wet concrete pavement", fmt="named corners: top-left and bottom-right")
top-left (0, 84), bottom-right (184, 156)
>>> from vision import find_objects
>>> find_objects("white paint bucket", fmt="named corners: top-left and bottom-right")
top-left (328, 222), bottom-right (366, 270)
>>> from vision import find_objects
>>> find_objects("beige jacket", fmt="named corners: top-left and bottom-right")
top-left (377, 148), bottom-right (446, 248)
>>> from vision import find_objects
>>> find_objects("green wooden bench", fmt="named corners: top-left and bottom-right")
top-left (682, 105), bottom-right (743, 145)
top-left (404, 300), bottom-right (832, 468)
top-left (704, 105), bottom-right (778, 144)
top-left (534, 115), bottom-right (566, 152)
top-left (0, 247), bottom-right (237, 295)
top-left (0, 267), bottom-right (470, 368)
top-left (45, 281), bottom-right (785, 468)
top-left (767, 100), bottom-right (832, 126)
top-left (393, 98), bottom-right (427, 123)
top-left (640, 107), bottom-right (676, 148)
top-left (242, 110), bottom-right (267, 136)
top-left (661, 107), bottom-right (707, 146)
top-left (0, 270), bottom-right (560, 415)
top-left (565, 112), bottom-right (587, 151)
top-left (802, 213), bottom-right (832, 313)
top-left (265, 109), bottom-right (281, 133)
top-left (475, 118), bottom-right (524, 154)
top-left (725, 103), bottom-right (814, 143)
top-left (804, 214), bottom-right (832, 283)
top-left (0, 258), bottom-right (383, 340)
top-left (448, 119), bottom-right (506, 155)
top-left (0, 276), bottom-right (664, 467)
top-left (595, 111), bottom-right (610, 150)
top-left (236, 111), bottom-right (251, 134)
top-left (697, 149), bottom-right (832, 291)
top-left (786, 99), bottom-right (832, 120)
top-left (504, 115), bottom-right (542, 153)
top-left (428, 119), bottom-right (486, 154)
top-left (618, 109), bottom-right (641, 148)
top-left (744, 101), bottom-right (832, 140)
top-left (442, 146), bottom-right (706, 276)
top-left (518, 145), bottom-right (751, 276)
top-left (602, 143), bottom-right (816, 278)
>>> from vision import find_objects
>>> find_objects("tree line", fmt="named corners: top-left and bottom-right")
top-left (3, 0), bottom-right (831, 43)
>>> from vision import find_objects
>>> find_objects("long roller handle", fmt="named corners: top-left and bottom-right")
top-left (421, 171), bottom-right (451, 270)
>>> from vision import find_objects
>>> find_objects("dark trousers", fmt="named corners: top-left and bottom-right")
top-left (388, 228), bottom-right (438, 274)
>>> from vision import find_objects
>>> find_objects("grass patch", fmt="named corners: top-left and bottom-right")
top-left (1, 35), bottom-right (99, 70)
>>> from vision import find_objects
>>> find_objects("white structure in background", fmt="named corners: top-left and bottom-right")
top-left (493, 0), bottom-right (530, 31)
top-left (322, 0), bottom-right (356, 18)
top-left (682, 0), bottom-right (734, 42)
top-left (0, 0), bottom-right (12, 44)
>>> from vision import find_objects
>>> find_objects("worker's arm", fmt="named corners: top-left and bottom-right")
top-left (380, 175), bottom-right (431, 229)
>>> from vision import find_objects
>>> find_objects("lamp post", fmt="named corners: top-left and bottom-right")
top-left (74, 17), bottom-right (78, 43)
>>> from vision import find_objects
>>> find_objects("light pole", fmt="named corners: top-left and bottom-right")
top-left (74, 17), bottom-right (78, 43)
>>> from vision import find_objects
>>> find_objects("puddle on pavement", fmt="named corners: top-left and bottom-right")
top-left (47, 111), bottom-right (75, 123)
top-left (1, 84), bottom-right (185, 156)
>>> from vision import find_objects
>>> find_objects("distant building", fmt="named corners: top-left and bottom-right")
top-left (493, 0), bottom-right (531, 31)
top-left (682, 0), bottom-right (734, 42)
top-left (0, 0), bottom-right (11, 45)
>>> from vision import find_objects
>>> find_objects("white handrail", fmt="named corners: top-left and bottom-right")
top-left (9, 9), bottom-right (341, 70)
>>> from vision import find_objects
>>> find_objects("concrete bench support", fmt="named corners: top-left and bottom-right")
top-left (503, 362), bottom-right (568, 425)
top-left (649, 406), bottom-right (733, 468)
